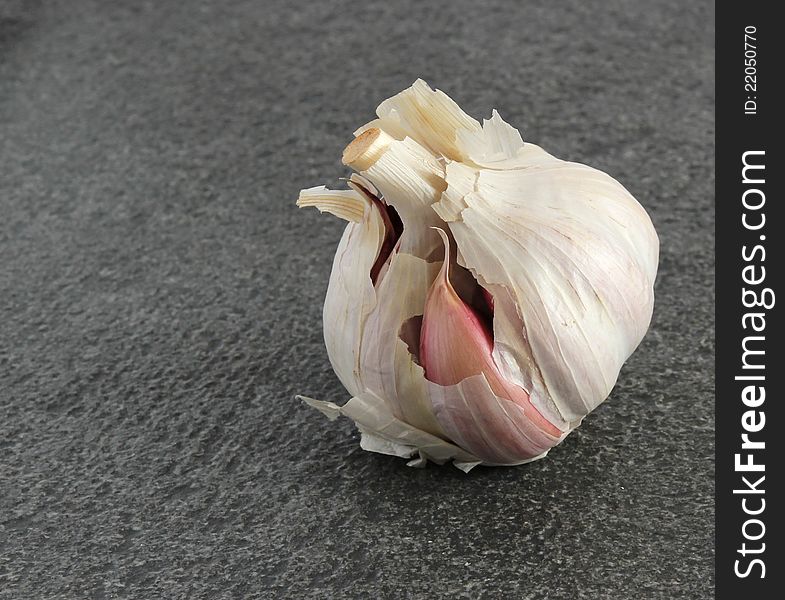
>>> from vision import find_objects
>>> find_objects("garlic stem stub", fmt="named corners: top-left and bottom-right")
top-left (296, 79), bottom-right (659, 471)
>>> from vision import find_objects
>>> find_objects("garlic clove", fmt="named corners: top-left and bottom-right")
top-left (426, 375), bottom-right (563, 464)
top-left (419, 229), bottom-right (496, 387)
top-left (358, 251), bottom-right (446, 437)
top-left (437, 163), bottom-right (658, 424)
top-left (318, 191), bottom-right (387, 397)
top-left (420, 229), bottom-right (562, 440)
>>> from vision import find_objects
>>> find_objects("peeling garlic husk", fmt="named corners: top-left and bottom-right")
top-left (296, 80), bottom-right (659, 471)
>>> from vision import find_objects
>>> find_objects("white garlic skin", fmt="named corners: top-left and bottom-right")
top-left (299, 80), bottom-right (658, 466)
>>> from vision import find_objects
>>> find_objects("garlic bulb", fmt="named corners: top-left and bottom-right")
top-left (297, 80), bottom-right (658, 471)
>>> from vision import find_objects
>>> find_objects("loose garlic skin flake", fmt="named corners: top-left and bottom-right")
top-left (297, 80), bottom-right (658, 471)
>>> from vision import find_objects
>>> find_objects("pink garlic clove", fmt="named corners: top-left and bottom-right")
top-left (419, 229), bottom-right (561, 440)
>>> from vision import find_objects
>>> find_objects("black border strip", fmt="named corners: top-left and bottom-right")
top-left (716, 3), bottom-right (783, 597)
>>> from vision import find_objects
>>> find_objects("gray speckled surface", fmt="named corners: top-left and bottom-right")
top-left (1, 0), bottom-right (714, 598)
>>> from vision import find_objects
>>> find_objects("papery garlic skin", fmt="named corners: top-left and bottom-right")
top-left (297, 80), bottom-right (658, 469)
top-left (436, 155), bottom-right (659, 426)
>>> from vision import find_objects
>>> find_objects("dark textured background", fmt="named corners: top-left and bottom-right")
top-left (1, 0), bottom-right (714, 598)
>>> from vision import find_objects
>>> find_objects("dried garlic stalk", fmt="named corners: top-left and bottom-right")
top-left (296, 80), bottom-right (658, 471)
